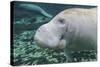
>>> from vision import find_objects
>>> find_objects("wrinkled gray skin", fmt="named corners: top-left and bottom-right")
top-left (34, 8), bottom-right (97, 62)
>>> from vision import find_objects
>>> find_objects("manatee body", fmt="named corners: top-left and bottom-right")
top-left (19, 4), bottom-right (53, 18)
top-left (14, 4), bottom-right (52, 19)
top-left (34, 8), bottom-right (97, 61)
top-left (14, 3), bottom-right (53, 21)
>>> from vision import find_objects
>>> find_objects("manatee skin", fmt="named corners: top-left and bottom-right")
top-left (34, 8), bottom-right (97, 61)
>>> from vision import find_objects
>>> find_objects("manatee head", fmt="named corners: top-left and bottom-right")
top-left (34, 10), bottom-right (71, 49)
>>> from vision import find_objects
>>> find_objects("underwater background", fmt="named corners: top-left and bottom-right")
top-left (11, 1), bottom-right (97, 66)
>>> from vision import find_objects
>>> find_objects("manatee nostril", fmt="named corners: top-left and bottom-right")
top-left (37, 27), bottom-right (43, 33)
top-left (37, 26), bottom-right (44, 32)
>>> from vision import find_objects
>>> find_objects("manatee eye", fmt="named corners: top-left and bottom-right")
top-left (58, 19), bottom-right (65, 24)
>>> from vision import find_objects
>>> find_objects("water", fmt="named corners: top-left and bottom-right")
top-left (11, 1), bottom-right (97, 66)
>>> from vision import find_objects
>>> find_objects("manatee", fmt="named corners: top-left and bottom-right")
top-left (17, 4), bottom-right (52, 18)
top-left (34, 8), bottom-right (97, 62)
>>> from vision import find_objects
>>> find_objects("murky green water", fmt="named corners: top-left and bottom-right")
top-left (11, 1), bottom-right (97, 66)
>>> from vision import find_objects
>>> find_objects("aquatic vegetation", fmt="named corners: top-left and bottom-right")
top-left (12, 30), bottom-right (97, 66)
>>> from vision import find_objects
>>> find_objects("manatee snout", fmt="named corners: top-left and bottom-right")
top-left (34, 24), bottom-right (49, 48)
top-left (34, 23), bottom-right (66, 49)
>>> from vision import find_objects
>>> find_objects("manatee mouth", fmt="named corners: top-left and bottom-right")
top-left (34, 31), bottom-right (66, 49)
top-left (34, 36), bottom-right (49, 48)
